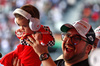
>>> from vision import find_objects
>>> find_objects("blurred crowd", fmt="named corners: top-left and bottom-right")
top-left (81, 3), bottom-right (100, 23)
top-left (0, 0), bottom-right (100, 57)
top-left (81, 0), bottom-right (100, 29)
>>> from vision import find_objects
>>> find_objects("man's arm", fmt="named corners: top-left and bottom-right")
top-left (25, 33), bottom-right (56, 66)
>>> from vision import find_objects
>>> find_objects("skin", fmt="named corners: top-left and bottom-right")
top-left (62, 29), bottom-right (92, 65)
top-left (13, 57), bottom-right (23, 66)
top-left (15, 17), bottom-right (33, 34)
top-left (13, 28), bottom-right (92, 66)
top-left (15, 17), bottom-right (42, 40)
top-left (13, 17), bottom-right (42, 66)
top-left (26, 28), bottom-right (92, 66)
top-left (25, 34), bottom-right (56, 66)
top-left (57, 37), bottom-right (99, 60)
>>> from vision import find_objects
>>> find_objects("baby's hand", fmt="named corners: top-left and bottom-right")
top-left (13, 57), bottom-right (23, 66)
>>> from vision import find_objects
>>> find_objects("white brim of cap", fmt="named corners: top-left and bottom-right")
top-left (60, 24), bottom-right (86, 38)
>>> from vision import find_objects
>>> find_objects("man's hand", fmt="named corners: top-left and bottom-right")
top-left (25, 33), bottom-right (48, 56)
top-left (25, 32), bottom-right (56, 66)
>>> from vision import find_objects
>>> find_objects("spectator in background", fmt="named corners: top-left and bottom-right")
top-left (91, 4), bottom-right (100, 22)
top-left (94, 26), bottom-right (100, 48)
top-left (92, 38), bottom-right (99, 50)
top-left (89, 26), bottom-right (100, 66)
top-left (24, 20), bottom-right (95, 66)
top-left (1, 39), bottom-right (11, 54)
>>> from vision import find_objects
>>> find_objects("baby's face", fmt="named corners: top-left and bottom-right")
top-left (15, 18), bottom-right (33, 34)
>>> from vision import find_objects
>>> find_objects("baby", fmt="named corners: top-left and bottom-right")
top-left (0, 4), bottom-right (55, 66)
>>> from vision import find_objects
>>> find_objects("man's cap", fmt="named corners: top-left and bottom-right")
top-left (94, 26), bottom-right (100, 39)
top-left (60, 20), bottom-right (95, 45)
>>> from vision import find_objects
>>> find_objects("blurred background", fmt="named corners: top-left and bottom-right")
top-left (0, 0), bottom-right (100, 65)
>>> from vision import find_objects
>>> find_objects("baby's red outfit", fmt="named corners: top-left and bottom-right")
top-left (0, 44), bottom-right (41, 66)
top-left (0, 25), bottom-right (55, 66)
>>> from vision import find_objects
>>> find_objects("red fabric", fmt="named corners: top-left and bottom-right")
top-left (0, 44), bottom-right (41, 66)
top-left (15, 25), bottom-right (54, 46)
top-left (0, 25), bottom-right (54, 66)
top-left (39, 25), bottom-right (54, 46)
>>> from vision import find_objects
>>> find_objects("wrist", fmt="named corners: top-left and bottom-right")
top-left (39, 53), bottom-right (50, 61)
top-left (38, 50), bottom-right (49, 56)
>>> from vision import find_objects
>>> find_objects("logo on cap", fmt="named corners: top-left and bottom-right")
top-left (88, 35), bottom-right (94, 41)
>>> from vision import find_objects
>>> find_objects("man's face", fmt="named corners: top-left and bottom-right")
top-left (92, 38), bottom-right (99, 50)
top-left (62, 28), bottom-right (88, 63)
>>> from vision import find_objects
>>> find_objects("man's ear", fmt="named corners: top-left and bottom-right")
top-left (86, 44), bottom-right (92, 54)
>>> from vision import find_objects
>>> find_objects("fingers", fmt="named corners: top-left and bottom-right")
top-left (13, 57), bottom-right (23, 66)
top-left (17, 59), bottom-right (20, 66)
top-left (25, 38), bottom-right (33, 47)
top-left (28, 35), bottom-right (35, 43)
top-left (25, 32), bottom-right (42, 44)
top-left (25, 33), bottom-right (42, 46)
top-left (13, 57), bottom-right (18, 66)
top-left (21, 63), bottom-right (23, 66)
top-left (32, 32), bottom-right (42, 41)
top-left (25, 34), bottom-right (41, 47)
top-left (25, 33), bottom-right (49, 56)
top-left (17, 59), bottom-right (23, 66)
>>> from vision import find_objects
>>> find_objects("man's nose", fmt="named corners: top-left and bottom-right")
top-left (64, 37), bottom-right (75, 48)
top-left (64, 37), bottom-right (72, 44)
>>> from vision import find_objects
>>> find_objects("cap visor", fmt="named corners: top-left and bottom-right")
top-left (60, 24), bottom-right (74, 32)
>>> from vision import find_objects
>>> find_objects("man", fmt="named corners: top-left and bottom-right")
top-left (54, 20), bottom-right (95, 66)
top-left (13, 20), bottom-right (95, 66)
top-left (56, 34), bottom-right (99, 60)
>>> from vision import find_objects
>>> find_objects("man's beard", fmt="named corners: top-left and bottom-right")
top-left (63, 46), bottom-right (86, 63)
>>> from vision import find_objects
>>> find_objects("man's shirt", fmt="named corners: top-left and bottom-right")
top-left (54, 59), bottom-right (89, 66)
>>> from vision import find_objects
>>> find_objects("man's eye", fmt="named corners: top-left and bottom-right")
top-left (66, 34), bottom-right (70, 38)
top-left (75, 38), bottom-right (80, 40)
top-left (74, 37), bottom-right (80, 40)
